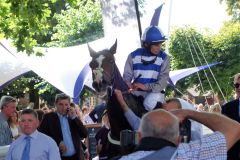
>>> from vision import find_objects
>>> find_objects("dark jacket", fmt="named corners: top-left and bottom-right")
top-left (39, 112), bottom-right (88, 160)
top-left (222, 99), bottom-right (240, 160)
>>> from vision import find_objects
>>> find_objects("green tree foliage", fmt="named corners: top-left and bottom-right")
top-left (220, 0), bottom-right (240, 20)
top-left (0, 0), bottom-right (54, 54)
top-left (211, 21), bottom-right (240, 98)
top-left (34, 81), bottom-right (61, 106)
top-left (169, 22), bottom-right (240, 100)
top-left (0, 0), bottom-right (103, 103)
top-left (50, 0), bottom-right (103, 47)
top-left (0, 0), bottom-right (103, 54)
top-left (169, 27), bottom-right (212, 90)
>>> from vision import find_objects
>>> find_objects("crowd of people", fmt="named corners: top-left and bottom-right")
top-left (0, 24), bottom-right (240, 160)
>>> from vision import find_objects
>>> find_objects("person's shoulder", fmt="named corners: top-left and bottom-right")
top-left (177, 132), bottom-right (227, 159)
top-left (179, 131), bottom-right (225, 148)
top-left (222, 99), bottom-right (238, 111)
top-left (0, 112), bottom-right (5, 121)
top-left (10, 135), bottom-right (24, 146)
top-left (223, 99), bottom-right (238, 106)
top-left (44, 111), bottom-right (57, 118)
top-left (131, 48), bottom-right (144, 56)
top-left (119, 151), bottom-right (154, 160)
top-left (158, 50), bottom-right (168, 59)
top-left (38, 131), bottom-right (57, 144)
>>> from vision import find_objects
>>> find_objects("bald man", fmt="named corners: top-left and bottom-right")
top-left (118, 109), bottom-right (240, 160)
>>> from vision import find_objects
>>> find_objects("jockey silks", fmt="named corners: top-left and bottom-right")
top-left (131, 48), bottom-right (167, 84)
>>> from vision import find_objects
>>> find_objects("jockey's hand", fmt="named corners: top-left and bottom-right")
top-left (126, 82), bottom-right (133, 90)
top-left (132, 82), bottom-right (147, 91)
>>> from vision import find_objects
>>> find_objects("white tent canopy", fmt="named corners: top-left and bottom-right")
top-left (0, 0), bottom-right (141, 103)
top-left (0, 0), bottom-right (219, 103)
top-left (0, 43), bottom-right (30, 90)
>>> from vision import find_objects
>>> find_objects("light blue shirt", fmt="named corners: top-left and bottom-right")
top-left (6, 130), bottom-right (61, 160)
top-left (57, 113), bottom-right (76, 156)
top-left (0, 112), bottom-right (12, 146)
top-left (124, 109), bottom-right (140, 131)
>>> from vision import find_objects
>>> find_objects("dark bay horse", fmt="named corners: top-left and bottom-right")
top-left (88, 40), bottom-right (146, 156)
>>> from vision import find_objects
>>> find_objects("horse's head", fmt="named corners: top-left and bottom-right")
top-left (88, 40), bottom-right (117, 95)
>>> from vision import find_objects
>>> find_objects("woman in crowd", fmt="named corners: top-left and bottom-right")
top-left (8, 111), bottom-right (20, 140)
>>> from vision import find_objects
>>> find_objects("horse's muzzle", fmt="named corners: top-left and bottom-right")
top-left (92, 80), bottom-right (108, 94)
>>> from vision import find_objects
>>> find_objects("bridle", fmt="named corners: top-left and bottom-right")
top-left (92, 57), bottom-right (116, 87)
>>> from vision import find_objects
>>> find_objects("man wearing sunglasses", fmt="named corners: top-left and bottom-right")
top-left (123, 25), bottom-right (170, 111)
top-left (222, 73), bottom-right (240, 160)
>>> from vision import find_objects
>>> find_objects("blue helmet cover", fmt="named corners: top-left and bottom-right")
top-left (141, 26), bottom-right (167, 43)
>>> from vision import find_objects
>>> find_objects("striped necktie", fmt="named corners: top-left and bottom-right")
top-left (21, 136), bottom-right (31, 160)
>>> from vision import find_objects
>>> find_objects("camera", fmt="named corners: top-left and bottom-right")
top-left (120, 129), bottom-right (139, 147)
top-left (120, 130), bottom-right (139, 155)
top-left (179, 119), bottom-right (191, 143)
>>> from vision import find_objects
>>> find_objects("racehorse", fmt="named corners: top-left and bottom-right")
top-left (88, 40), bottom-right (146, 157)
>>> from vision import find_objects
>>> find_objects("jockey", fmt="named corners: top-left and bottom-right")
top-left (123, 25), bottom-right (170, 111)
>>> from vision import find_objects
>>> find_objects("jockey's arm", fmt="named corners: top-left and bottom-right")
top-left (144, 56), bottom-right (170, 92)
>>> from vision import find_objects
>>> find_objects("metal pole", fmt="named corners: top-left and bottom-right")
top-left (134, 0), bottom-right (142, 41)
top-left (166, 0), bottom-right (173, 54)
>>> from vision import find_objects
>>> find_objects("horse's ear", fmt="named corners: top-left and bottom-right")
top-left (109, 39), bottom-right (117, 55)
top-left (88, 43), bottom-right (97, 57)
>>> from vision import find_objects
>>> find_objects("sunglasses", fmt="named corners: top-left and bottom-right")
top-left (141, 56), bottom-right (157, 65)
top-left (234, 83), bottom-right (240, 88)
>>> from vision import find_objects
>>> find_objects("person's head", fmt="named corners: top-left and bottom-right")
top-left (163, 98), bottom-right (182, 111)
top-left (233, 73), bottom-right (240, 98)
top-left (141, 26), bottom-right (167, 55)
top-left (35, 109), bottom-right (44, 124)
top-left (196, 103), bottom-right (204, 112)
top-left (68, 102), bottom-right (77, 116)
top-left (139, 109), bottom-right (180, 145)
top-left (41, 106), bottom-right (49, 114)
top-left (55, 93), bottom-right (71, 115)
top-left (82, 106), bottom-right (89, 115)
top-left (19, 109), bottom-right (39, 135)
top-left (8, 111), bottom-right (19, 125)
top-left (209, 103), bottom-right (222, 113)
top-left (0, 96), bottom-right (17, 119)
top-left (164, 98), bottom-right (196, 111)
top-left (40, 103), bottom-right (49, 113)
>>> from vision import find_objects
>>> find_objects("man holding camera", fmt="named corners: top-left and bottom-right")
top-left (118, 109), bottom-right (240, 160)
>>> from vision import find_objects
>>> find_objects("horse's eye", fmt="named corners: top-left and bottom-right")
top-left (89, 60), bottom-right (98, 68)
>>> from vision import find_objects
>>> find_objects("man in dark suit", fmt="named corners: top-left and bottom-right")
top-left (39, 93), bottom-right (88, 160)
top-left (222, 73), bottom-right (240, 160)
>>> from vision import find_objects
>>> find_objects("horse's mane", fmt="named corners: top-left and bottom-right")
top-left (112, 63), bottom-right (128, 92)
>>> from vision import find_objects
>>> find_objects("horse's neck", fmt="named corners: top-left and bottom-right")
top-left (112, 63), bottom-right (128, 92)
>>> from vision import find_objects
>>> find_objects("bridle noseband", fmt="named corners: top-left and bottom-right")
top-left (92, 58), bottom-right (116, 87)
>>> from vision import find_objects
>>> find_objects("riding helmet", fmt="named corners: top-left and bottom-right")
top-left (141, 26), bottom-right (167, 43)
